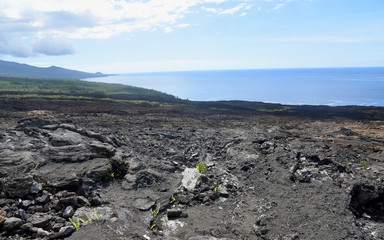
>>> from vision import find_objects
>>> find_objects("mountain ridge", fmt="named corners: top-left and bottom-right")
top-left (0, 59), bottom-right (111, 80)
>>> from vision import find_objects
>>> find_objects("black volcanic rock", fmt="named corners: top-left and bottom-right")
top-left (0, 98), bottom-right (384, 239)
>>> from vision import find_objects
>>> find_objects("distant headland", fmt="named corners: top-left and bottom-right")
top-left (0, 59), bottom-right (112, 80)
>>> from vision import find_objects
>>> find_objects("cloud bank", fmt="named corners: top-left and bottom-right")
top-left (0, 0), bottom-right (293, 58)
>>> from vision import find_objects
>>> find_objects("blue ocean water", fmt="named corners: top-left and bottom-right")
top-left (86, 67), bottom-right (384, 106)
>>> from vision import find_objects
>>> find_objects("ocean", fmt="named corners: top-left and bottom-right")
top-left (85, 67), bottom-right (384, 106)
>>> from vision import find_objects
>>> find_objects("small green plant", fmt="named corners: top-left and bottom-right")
top-left (150, 203), bottom-right (160, 218)
top-left (94, 168), bottom-right (118, 182)
top-left (170, 195), bottom-right (178, 204)
top-left (68, 209), bottom-right (102, 231)
top-left (149, 203), bottom-right (161, 231)
top-left (211, 182), bottom-right (221, 199)
top-left (149, 223), bottom-right (158, 231)
top-left (80, 218), bottom-right (90, 226)
top-left (69, 218), bottom-right (81, 231)
top-left (196, 161), bottom-right (208, 174)
top-left (94, 208), bottom-right (102, 220)
top-left (361, 161), bottom-right (368, 170)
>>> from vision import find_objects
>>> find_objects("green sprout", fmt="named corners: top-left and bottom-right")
top-left (196, 161), bottom-right (208, 174)
top-left (69, 209), bottom-right (102, 231)
top-left (149, 223), bottom-right (158, 231)
top-left (69, 218), bottom-right (81, 231)
top-left (80, 218), bottom-right (90, 226)
top-left (361, 161), bottom-right (368, 170)
top-left (211, 182), bottom-right (221, 199)
top-left (170, 195), bottom-right (178, 204)
top-left (150, 203), bottom-right (160, 218)
top-left (94, 168), bottom-right (118, 182)
top-left (94, 208), bottom-right (102, 220)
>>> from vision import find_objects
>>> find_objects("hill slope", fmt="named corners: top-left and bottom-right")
top-left (0, 60), bottom-right (110, 79)
top-left (0, 76), bottom-right (177, 101)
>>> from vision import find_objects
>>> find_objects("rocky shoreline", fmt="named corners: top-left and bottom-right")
top-left (1, 98), bottom-right (384, 239)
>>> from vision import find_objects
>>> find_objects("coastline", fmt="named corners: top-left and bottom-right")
top-left (85, 67), bottom-right (384, 107)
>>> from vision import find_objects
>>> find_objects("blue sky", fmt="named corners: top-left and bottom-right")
top-left (0, 0), bottom-right (383, 73)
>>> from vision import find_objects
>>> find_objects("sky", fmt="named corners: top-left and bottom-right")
top-left (0, 0), bottom-right (383, 74)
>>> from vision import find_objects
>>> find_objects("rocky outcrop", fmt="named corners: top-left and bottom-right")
top-left (0, 118), bottom-right (123, 239)
top-left (1, 112), bottom-right (384, 239)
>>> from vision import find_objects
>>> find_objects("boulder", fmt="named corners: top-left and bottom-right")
top-left (48, 226), bottom-right (75, 239)
top-left (48, 128), bottom-right (84, 147)
top-left (30, 181), bottom-right (43, 194)
top-left (2, 174), bottom-right (35, 198)
top-left (29, 212), bottom-right (53, 228)
top-left (121, 174), bottom-right (137, 190)
top-left (72, 206), bottom-right (114, 222)
top-left (62, 206), bottom-right (75, 218)
top-left (133, 198), bottom-right (156, 211)
top-left (181, 168), bottom-right (200, 192)
top-left (2, 217), bottom-right (24, 232)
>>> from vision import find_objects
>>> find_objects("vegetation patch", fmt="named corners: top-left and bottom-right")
top-left (257, 108), bottom-right (285, 113)
top-left (69, 209), bottom-right (102, 231)
top-left (196, 161), bottom-right (208, 174)
top-left (0, 76), bottom-right (176, 100)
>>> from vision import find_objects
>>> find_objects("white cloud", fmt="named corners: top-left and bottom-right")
top-left (0, 0), bottom-right (297, 58)
top-left (202, 7), bottom-right (220, 13)
top-left (0, 37), bottom-right (34, 57)
top-left (273, 3), bottom-right (286, 10)
top-left (32, 36), bottom-right (76, 56)
top-left (177, 23), bottom-right (190, 28)
top-left (219, 3), bottom-right (246, 15)
top-left (164, 26), bottom-right (174, 33)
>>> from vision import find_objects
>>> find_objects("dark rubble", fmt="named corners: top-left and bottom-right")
top-left (0, 99), bottom-right (384, 240)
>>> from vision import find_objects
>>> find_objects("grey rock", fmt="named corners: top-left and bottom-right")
top-left (29, 212), bottom-right (53, 227)
top-left (36, 194), bottom-right (50, 205)
top-left (2, 174), bottom-right (34, 198)
top-left (55, 217), bottom-right (66, 223)
top-left (48, 128), bottom-right (84, 146)
top-left (85, 158), bottom-right (112, 179)
top-left (135, 170), bottom-right (162, 188)
top-left (21, 200), bottom-right (33, 209)
top-left (122, 174), bottom-right (137, 190)
top-left (181, 168), bottom-right (200, 191)
top-left (89, 194), bottom-right (102, 206)
top-left (77, 196), bottom-right (91, 207)
top-left (133, 198), bottom-right (155, 211)
top-left (59, 123), bottom-right (77, 131)
top-left (37, 227), bottom-right (50, 237)
top-left (188, 237), bottom-right (235, 240)
top-left (0, 199), bottom-right (10, 207)
top-left (73, 206), bottom-right (114, 222)
top-left (2, 217), bottom-right (24, 231)
top-left (128, 157), bottom-right (146, 173)
top-left (15, 209), bottom-right (26, 219)
top-left (52, 222), bottom-right (65, 232)
top-left (58, 196), bottom-right (78, 208)
top-left (89, 141), bottom-right (116, 157)
top-left (62, 206), bottom-right (75, 218)
top-left (167, 208), bottom-right (183, 218)
top-left (30, 181), bottom-right (42, 194)
top-left (219, 187), bottom-right (230, 198)
top-left (48, 226), bottom-right (75, 239)
top-left (55, 190), bottom-right (76, 199)
top-left (20, 222), bottom-right (33, 232)
top-left (276, 233), bottom-right (300, 240)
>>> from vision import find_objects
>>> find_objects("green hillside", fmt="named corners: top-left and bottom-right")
top-left (0, 76), bottom-right (176, 100)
